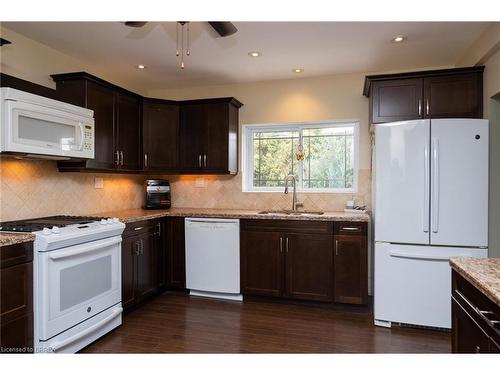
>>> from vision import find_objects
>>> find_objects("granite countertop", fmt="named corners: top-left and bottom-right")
top-left (450, 257), bottom-right (500, 307)
top-left (96, 207), bottom-right (370, 224)
top-left (0, 232), bottom-right (36, 247)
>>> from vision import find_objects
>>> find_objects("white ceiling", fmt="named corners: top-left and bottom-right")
top-left (2, 22), bottom-right (491, 90)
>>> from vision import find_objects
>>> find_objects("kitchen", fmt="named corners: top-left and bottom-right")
top-left (1, 2), bottom-right (500, 373)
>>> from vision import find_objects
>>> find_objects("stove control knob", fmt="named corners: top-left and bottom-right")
top-left (42, 227), bottom-right (51, 235)
top-left (51, 226), bottom-right (60, 234)
top-left (107, 218), bottom-right (114, 224)
top-left (100, 219), bottom-right (108, 225)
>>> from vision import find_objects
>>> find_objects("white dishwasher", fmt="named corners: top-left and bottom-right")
top-left (185, 218), bottom-right (242, 301)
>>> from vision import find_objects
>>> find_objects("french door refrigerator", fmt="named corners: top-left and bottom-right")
top-left (374, 118), bottom-right (488, 329)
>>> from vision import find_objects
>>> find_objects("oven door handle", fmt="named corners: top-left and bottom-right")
top-left (49, 237), bottom-right (122, 260)
top-left (51, 306), bottom-right (123, 352)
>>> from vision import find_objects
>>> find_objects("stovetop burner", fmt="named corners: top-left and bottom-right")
top-left (0, 215), bottom-right (106, 233)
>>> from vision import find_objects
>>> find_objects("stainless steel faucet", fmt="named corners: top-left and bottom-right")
top-left (284, 174), bottom-right (298, 211)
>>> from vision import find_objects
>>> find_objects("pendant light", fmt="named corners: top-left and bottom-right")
top-left (176, 21), bottom-right (191, 69)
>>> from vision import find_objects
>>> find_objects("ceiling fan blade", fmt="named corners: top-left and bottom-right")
top-left (208, 22), bottom-right (237, 37)
top-left (124, 21), bottom-right (148, 28)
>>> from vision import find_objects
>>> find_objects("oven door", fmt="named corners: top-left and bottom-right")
top-left (37, 236), bottom-right (121, 341)
top-left (3, 99), bottom-right (94, 159)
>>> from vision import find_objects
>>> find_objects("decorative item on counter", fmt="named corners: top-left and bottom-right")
top-left (346, 197), bottom-right (355, 210)
top-left (344, 197), bottom-right (367, 214)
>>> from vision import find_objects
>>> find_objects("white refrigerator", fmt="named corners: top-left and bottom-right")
top-left (374, 118), bottom-right (489, 329)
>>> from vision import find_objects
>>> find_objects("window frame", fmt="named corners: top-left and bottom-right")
top-left (242, 120), bottom-right (360, 193)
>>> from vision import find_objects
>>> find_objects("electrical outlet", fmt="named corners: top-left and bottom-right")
top-left (195, 178), bottom-right (205, 188)
top-left (94, 177), bottom-right (104, 189)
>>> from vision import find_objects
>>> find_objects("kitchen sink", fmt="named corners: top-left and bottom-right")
top-left (257, 210), bottom-right (324, 216)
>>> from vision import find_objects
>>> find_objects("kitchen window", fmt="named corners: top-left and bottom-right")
top-left (243, 121), bottom-right (359, 192)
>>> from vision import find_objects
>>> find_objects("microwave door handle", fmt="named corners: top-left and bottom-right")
top-left (77, 122), bottom-right (85, 150)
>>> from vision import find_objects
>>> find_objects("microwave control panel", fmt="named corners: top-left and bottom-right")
top-left (83, 125), bottom-right (93, 151)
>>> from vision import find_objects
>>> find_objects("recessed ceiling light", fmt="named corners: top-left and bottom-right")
top-left (391, 36), bottom-right (407, 43)
top-left (137, 64), bottom-right (146, 69)
top-left (248, 51), bottom-right (261, 57)
top-left (293, 68), bottom-right (304, 73)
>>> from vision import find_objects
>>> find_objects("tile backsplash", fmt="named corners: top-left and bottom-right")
top-left (0, 158), bottom-right (371, 221)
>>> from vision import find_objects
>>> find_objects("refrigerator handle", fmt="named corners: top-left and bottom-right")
top-left (431, 138), bottom-right (440, 233)
top-left (423, 144), bottom-right (430, 233)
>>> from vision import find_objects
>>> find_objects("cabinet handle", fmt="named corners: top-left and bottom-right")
top-left (157, 222), bottom-right (161, 236)
top-left (204, 154), bottom-right (207, 167)
top-left (418, 99), bottom-right (422, 116)
top-left (335, 239), bottom-right (339, 256)
top-left (198, 154), bottom-right (202, 168)
top-left (120, 151), bottom-right (124, 166)
top-left (133, 226), bottom-right (144, 231)
top-left (279, 237), bottom-right (283, 253)
top-left (141, 239), bottom-right (144, 255)
top-left (135, 241), bottom-right (140, 256)
top-left (426, 99), bottom-right (430, 115)
top-left (341, 227), bottom-right (360, 231)
top-left (115, 150), bottom-right (120, 166)
top-left (144, 153), bottom-right (148, 168)
top-left (285, 237), bottom-right (289, 253)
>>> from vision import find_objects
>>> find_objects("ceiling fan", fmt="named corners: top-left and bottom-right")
top-left (124, 21), bottom-right (237, 69)
top-left (124, 21), bottom-right (237, 37)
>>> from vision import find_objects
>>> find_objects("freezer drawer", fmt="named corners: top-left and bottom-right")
top-left (374, 242), bottom-right (487, 329)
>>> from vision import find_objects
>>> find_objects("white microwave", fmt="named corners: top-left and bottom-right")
top-left (0, 87), bottom-right (94, 159)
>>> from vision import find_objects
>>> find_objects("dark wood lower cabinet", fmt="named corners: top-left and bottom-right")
top-left (121, 220), bottom-right (163, 311)
top-left (163, 217), bottom-right (186, 289)
top-left (285, 234), bottom-right (333, 302)
top-left (0, 241), bottom-right (34, 353)
top-left (451, 270), bottom-right (500, 353)
top-left (240, 230), bottom-right (283, 297)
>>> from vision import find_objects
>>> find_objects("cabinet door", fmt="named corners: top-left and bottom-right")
top-left (121, 235), bottom-right (137, 310)
top-left (143, 101), bottom-right (179, 171)
top-left (165, 217), bottom-right (186, 289)
top-left (285, 234), bottom-right (333, 302)
top-left (334, 235), bottom-right (368, 304)
top-left (452, 298), bottom-right (492, 353)
top-left (371, 78), bottom-right (423, 123)
top-left (204, 102), bottom-right (228, 171)
top-left (136, 232), bottom-right (158, 301)
top-left (424, 73), bottom-right (482, 119)
top-left (179, 104), bottom-right (205, 170)
top-left (116, 93), bottom-right (141, 170)
top-left (240, 231), bottom-right (283, 297)
top-left (86, 81), bottom-right (116, 169)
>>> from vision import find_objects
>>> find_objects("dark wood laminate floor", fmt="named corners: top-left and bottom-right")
top-left (82, 293), bottom-right (451, 353)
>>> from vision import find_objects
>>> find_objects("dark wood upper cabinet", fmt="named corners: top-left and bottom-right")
top-left (180, 99), bottom-right (242, 174)
top-left (364, 66), bottom-right (484, 124)
top-left (423, 73), bottom-right (482, 119)
top-left (142, 99), bottom-right (180, 171)
top-left (52, 72), bottom-right (142, 172)
top-left (370, 78), bottom-right (423, 123)
top-left (285, 233), bottom-right (333, 302)
top-left (116, 93), bottom-right (141, 170)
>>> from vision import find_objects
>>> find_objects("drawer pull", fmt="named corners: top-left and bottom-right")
top-left (133, 226), bottom-right (144, 231)
top-left (341, 227), bottom-right (360, 231)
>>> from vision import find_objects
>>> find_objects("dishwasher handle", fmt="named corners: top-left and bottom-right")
top-left (185, 218), bottom-right (240, 225)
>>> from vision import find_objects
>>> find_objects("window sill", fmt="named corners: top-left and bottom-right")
top-left (242, 188), bottom-right (358, 194)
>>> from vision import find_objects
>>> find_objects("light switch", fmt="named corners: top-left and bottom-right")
top-left (94, 177), bottom-right (104, 189)
top-left (195, 178), bottom-right (205, 188)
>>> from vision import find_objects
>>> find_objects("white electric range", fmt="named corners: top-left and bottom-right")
top-left (1, 215), bottom-right (125, 353)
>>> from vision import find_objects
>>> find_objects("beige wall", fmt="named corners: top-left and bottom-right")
top-left (0, 26), bottom-right (147, 95)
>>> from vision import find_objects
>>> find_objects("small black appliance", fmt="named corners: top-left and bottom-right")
top-left (144, 179), bottom-right (171, 209)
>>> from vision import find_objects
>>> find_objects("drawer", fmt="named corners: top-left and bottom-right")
top-left (452, 271), bottom-right (500, 346)
top-left (123, 219), bottom-right (157, 238)
top-left (240, 219), bottom-right (333, 234)
top-left (334, 221), bottom-right (368, 236)
top-left (0, 241), bottom-right (33, 269)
